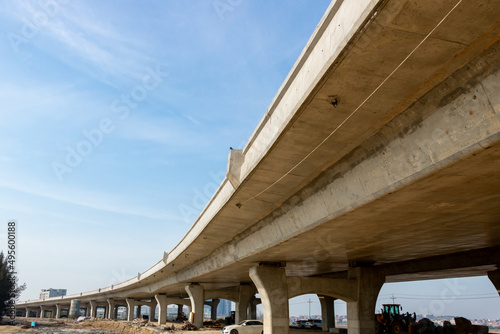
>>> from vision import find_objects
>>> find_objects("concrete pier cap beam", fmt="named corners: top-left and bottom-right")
top-left (186, 283), bottom-right (205, 328)
top-left (249, 265), bottom-right (289, 334)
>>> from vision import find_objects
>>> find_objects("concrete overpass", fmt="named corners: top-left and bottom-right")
top-left (17, 0), bottom-right (500, 333)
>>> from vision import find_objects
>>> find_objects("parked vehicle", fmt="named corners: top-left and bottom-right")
top-left (222, 320), bottom-right (263, 334)
top-left (305, 319), bottom-right (322, 330)
top-left (375, 304), bottom-right (416, 334)
top-left (296, 320), bottom-right (310, 328)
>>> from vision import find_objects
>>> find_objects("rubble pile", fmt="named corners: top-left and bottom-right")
top-left (203, 320), bottom-right (223, 329)
top-left (132, 318), bottom-right (148, 325)
top-left (415, 317), bottom-right (489, 334)
top-left (179, 320), bottom-right (198, 330)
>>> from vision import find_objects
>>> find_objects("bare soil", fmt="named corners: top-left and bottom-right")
top-left (1, 317), bottom-right (225, 334)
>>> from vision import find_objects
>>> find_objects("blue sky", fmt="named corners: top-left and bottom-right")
top-left (0, 0), bottom-right (498, 320)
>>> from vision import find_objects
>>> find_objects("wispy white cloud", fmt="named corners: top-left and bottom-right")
top-left (0, 176), bottom-right (180, 222)
top-left (115, 116), bottom-right (210, 149)
top-left (0, 82), bottom-right (94, 119)
top-left (7, 1), bottom-right (157, 86)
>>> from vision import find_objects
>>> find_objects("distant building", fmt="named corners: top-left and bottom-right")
top-left (40, 288), bottom-right (67, 300)
top-left (217, 299), bottom-right (233, 318)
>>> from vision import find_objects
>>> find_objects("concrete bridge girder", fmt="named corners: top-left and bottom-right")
top-left (15, 1), bottom-right (500, 333)
top-left (169, 57), bottom-right (500, 290)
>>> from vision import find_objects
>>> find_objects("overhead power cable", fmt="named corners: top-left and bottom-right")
top-left (237, 0), bottom-right (464, 207)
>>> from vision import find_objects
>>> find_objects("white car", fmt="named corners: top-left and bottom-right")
top-left (305, 319), bottom-right (322, 329)
top-left (222, 320), bottom-right (263, 334)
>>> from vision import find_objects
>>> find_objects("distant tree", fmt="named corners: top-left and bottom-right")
top-left (0, 251), bottom-right (26, 317)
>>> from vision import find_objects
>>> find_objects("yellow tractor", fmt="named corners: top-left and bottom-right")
top-left (375, 304), bottom-right (417, 334)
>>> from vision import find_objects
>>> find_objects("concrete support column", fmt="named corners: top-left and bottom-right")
top-left (488, 269), bottom-right (500, 296)
top-left (250, 266), bottom-right (289, 334)
top-left (136, 304), bottom-right (142, 319)
top-left (249, 304), bottom-right (257, 320)
top-left (55, 304), bottom-right (61, 319)
top-left (145, 300), bottom-right (157, 321)
top-left (107, 299), bottom-right (116, 320)
top-left (210, 299), bottom-right (220, 320)
top-left (177, 304), bottom-right (184, 318)
top-left (126, 298), bottom-right (136, 321)
top-left (250, 297), bottom-right (260, 319)
top-left (25, 308), bottom-right (30, 318)
top-left (40, 306), bottom-right (45, 318)
top-left (85, 306), bottom-right (90, 317)
top-left (236, 285), bottom-right (254, 323)
top-left (185, 283), bottom-right (204, 328)
top-left (346, 267), bottom-right (385, 334)
top-left (318, 295), bottom-right (335, 331)
top-left (89, 301), bottom-right (97, 318)
top-left (155, 294), bottom-right (168, 325)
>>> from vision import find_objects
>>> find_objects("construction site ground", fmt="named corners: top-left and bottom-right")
top-left (0, 317), bottom-right (225, 334)
top-left (2, 318), bottom-right (497, 334)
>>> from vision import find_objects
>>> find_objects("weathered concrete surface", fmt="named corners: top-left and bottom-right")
top-left (346, 268), bottom-right (385, 334)
top-left (235, 284), bottom-right (254, 323)
top-left (154, 294), bottom-right (167, 325)
top-left (185, 284), bottom-right (204, 328)
top-left (250, 266), bottom-right (289, 334)
top-left (18, 0), bottom-right (500, 331)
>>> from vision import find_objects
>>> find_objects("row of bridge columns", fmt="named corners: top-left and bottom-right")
top-left (22, 267), bottom-right (500, 334)
top-left (146, 265), bottom-right (383, 334)
top-left (23, 301), bottom-right (151, 320)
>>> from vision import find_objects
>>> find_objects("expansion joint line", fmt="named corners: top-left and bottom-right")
top-left (237, 0), bottom-right (463, 208)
